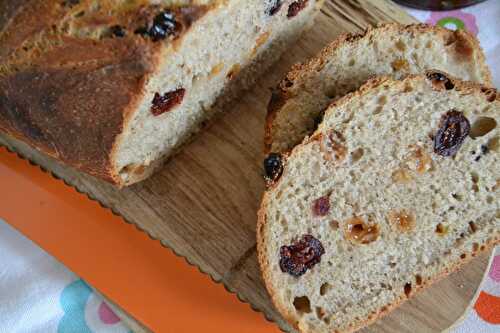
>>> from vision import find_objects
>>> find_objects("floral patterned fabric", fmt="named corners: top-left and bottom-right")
top-left (0, 220), bottom-right (131, 333)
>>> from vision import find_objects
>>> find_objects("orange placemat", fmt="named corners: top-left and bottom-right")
top-left (0, 147), bottom-right (279, 333)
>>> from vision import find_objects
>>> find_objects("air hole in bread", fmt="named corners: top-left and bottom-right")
top-left (315, 306), bottom-right (326, 319)
top-left (488, 137), bottom-right (499, 152)
top-left (415, 275), bottom-right (423, 286)
top-left (293, 296), bottom-right (312, 314)
top-left (403, 83), bottom-right (413, 93)
top-left (376, 95), bottom-right (387, 106)
top-left (350, 148), bottom-right (364, 163)
top-left (470, 117), bottom-right (497, 138)
top-left (460, 253), bottom-right (467, 259)
top-left (373, 106), bottom-right (384, 115)
top-left (469, 221), bottom-right (477, 233)
top-left (452, 193), bottom-right (463, 201)
top-left (330, 220), bottom-right (339, 230)
top-left (320, 282), bottom-right (332, 296)
top-left (471, 172), bottom-right (480, 192)
top-left (435, 223), bottom-right (448, 236)
top-left (119, 163), bottom-right (146, 178)
top-left (472, 243), bottom-right (480, 252)
top-left (395, 40), bottom-right (406, 52)
top-left (404, 283), bottom-right (412, 297)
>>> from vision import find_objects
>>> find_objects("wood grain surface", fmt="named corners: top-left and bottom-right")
top-left (0, 1), bottom-right (493, 332)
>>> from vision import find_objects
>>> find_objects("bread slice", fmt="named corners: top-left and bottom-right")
top-left (0, 0), bottom-right (323, 186)
top-left (258, 71), bottom-right (499, 333)
top-left (265, 23), bottom-right (492, 154)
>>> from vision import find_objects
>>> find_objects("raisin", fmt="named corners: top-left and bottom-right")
top-left (426, 72), bottom-right (454, 90)
top-left (135, 10), bottom-right (180, 41)
top-left (264, 153), bottom-right (283, 182)
top-left (287, 0), bottom-right (309, 18)
top-left (267, 0), bottom-right (283, 16)
top-left (312, 195), bottom-right (330, 217)
top-left (150, 88), bottom-right (185, 116)
top-left (434, 110), bottom-right (470, 157)
top-left (110, 25), bottom-right (126, 38)
top-left (279, 235), bottom-right (325, 277)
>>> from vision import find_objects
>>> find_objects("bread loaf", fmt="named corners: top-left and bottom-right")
top-left (258, 71), bottom-right (499, 333)
top-left (0, 0), bottom-right (323, 186)
top-left (265, 23), bottom-right (492, 154)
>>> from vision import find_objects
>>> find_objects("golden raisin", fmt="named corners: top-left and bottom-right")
top-left (392, 169), bottom-right (413, 184)
top-left (345, 217), bottom-right (380, 244)
top-left (391, 58), bottom-right (409, 71)
top-left (388, 210), bottom-right (415, 232)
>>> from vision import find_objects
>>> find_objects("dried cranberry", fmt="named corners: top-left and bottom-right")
top-left (280, 235), bottom-right (324, 277)
top-left (287, 0), bottom-right (309, 18)
top-left (264, 153), bottom-right (283, 182)
top-left (426, 72), bottom-right (454, 90)
top-left (434, 110), bottom-right (470, 156)
top-left (110, 25), bottom-right (126, 38)
top-left (312, 196), bottom-right (330, 217)
top-left (267, 0), bottom-right (283, 16)
top-left (150, 88), bottom-right (185, 116)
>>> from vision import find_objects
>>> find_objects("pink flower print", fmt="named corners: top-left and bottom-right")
top-left (427, 10), bottom-right (479, 36)
top-left (490, 255), bottom-right (500, 283)
top-left (98, 301), bottom-right (121, 325)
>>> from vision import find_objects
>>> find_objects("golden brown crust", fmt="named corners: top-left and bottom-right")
top-left (0, 1), bottom-right (209, 185)
top-left (257, 72), bottom-right (499, 333)
top-left (264, 22), bottom-right (493, 154)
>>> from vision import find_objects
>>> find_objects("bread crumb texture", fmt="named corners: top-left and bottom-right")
top-left (267, 23), bottom-right (492, 154)
top-left (259, 73), bottom-right (499, 333)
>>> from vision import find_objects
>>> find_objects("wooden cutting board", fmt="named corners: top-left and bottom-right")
top-left (0, 1), bottom-right (493, 332)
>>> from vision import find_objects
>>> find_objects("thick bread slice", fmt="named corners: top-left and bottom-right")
top-left (258, 71), bottom-right (499, 333)
top-left (265, 23), bottom-right (492, 154)
top-left (0, 0), bottom-right (323, 186)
